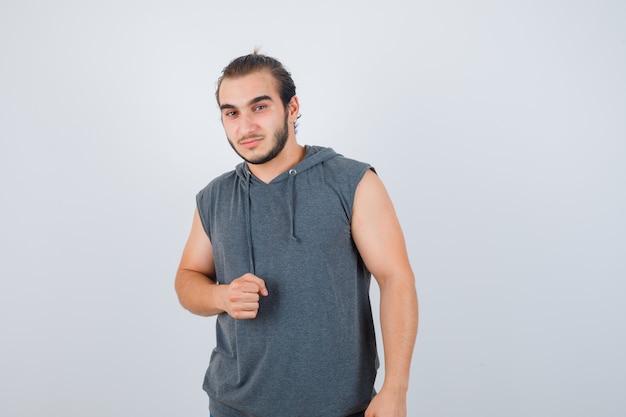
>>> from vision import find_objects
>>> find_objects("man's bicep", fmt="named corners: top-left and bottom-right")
top-left (351, 170), bottom-right (411, 284)
top-left (178, 208), bottom-right (217, 281)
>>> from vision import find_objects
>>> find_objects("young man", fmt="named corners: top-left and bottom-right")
top-left (175, 52), bottom-right (418, 417)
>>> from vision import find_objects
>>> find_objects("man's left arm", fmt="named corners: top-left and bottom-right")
top-left (352, 169), bottom-right (419, 417)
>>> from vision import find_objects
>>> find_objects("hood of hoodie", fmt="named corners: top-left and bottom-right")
top-left (232, 145), bottom-right (339, 273)
top-left (234, 145), bottom-right (338, 184)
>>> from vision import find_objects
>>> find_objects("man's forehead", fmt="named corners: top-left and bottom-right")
top-left (219, 71), bottom-right (279, 105)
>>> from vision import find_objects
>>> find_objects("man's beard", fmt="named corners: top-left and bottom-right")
top-left (229, 114), bottom-right (289, 165)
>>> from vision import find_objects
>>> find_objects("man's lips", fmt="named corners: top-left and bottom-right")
top-left (240, 137), bottom-right (263, 149)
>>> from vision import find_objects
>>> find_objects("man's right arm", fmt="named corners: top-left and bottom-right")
top-left (175, 208), bottom-right (268, 318)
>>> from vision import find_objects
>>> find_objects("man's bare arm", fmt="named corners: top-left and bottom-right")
top-left (352, 170), bottom-right (418, 417)
top-left (175, 209), bottom-right (267, 318)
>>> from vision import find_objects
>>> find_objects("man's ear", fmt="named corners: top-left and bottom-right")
top-left (287, 95), bottom-right (300, 121)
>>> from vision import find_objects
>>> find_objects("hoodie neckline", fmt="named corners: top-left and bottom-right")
top-left (235, 145), bottom-right (339, 258)
top-left (236, 145), bottom-right (338, 185)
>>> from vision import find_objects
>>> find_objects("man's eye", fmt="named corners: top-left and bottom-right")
top-left (255, 105), bottom-right (266, 111)
top-left (225, 111), bottom-right (237, 117)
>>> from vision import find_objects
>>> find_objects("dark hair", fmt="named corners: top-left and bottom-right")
top-left (215, 49), bottom-right (297, 109)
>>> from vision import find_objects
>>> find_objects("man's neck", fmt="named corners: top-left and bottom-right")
top-left (247, 141), bottom-right (306, 184)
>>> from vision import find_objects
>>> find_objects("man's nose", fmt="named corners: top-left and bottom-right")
top-left (239, 112), bottom-right (257, 136)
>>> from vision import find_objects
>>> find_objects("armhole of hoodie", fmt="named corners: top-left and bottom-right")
top-left (195, 190), bottom-right (212, 241)
top-left (346, 163), bottom-right (375, 222)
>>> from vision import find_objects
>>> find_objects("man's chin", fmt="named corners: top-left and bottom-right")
top-left (244, 154), bottom-right (273, 165)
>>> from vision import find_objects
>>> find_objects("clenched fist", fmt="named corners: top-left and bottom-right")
top-left (220, 273), bottom-right (268, 319)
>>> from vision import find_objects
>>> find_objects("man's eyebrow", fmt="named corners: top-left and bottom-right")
top-left (219, 95), bottom-right (274, 112)
top-left (250, 95), bottom-right (273, 105)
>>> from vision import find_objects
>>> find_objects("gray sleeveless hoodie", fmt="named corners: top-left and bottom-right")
top-left (196, 145), bottom-right (378, 417)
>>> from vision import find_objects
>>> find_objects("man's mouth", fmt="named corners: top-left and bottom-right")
top-left (240, 137), bottom-right (263, 148)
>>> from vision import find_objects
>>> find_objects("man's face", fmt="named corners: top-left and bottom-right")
top-left (218, 71), bottom-right (291, 165)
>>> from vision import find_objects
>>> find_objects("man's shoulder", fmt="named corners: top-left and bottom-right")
top-left (209, 169), bottom-right (238, 185)
top-left (326, 153), bottom-right (370, 169)
top-left (303, 145), bottom-right (367, 170)
top-left (317, 151), bottom-right (372, 181)
top-left (196, 168), bottom-right (241, 203)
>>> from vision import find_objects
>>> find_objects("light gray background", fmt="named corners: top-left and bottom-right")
top-left (1, 1), bottom-right (624, 416)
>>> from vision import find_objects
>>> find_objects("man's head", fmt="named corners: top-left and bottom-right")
top-left (216, 51), bottom-right (300, 165)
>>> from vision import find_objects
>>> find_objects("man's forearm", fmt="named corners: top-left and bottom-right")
top-left (378, 274), bottom-right (418, 392)
top-left (175, 269), bottom-right (225, 317)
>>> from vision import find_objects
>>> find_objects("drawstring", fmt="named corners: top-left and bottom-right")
top-left (244, 167), bottom-right (299, 274)
top-left (244, 168), bottom-right (256, 273)
top-left (287, 169), bottom-right (299, 242)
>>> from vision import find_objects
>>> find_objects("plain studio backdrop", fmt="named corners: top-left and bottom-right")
top-left (1, 1), bottom-right (624, 416)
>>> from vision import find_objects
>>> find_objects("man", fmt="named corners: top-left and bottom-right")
top-left (175, 51), bottom-right (418, 417)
